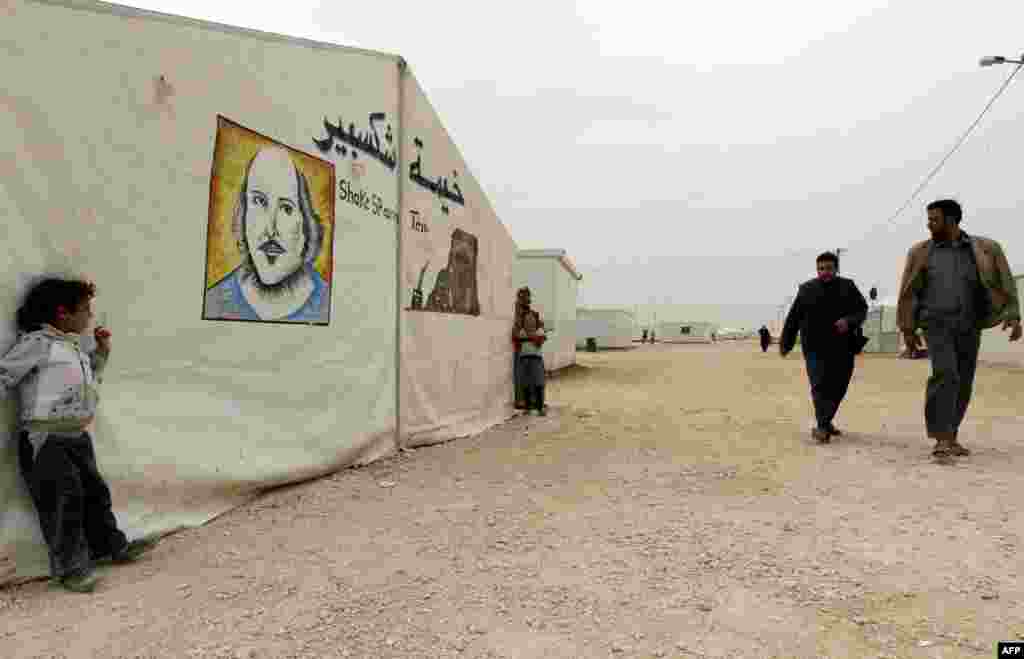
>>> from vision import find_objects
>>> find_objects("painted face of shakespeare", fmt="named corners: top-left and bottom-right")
top-left (243, 147), bottom-right (309, 286)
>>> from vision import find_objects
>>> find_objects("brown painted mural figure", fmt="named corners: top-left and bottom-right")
top-left (424, 229), bottom-right (480, 315)
top-left (425, 268), bottom-right (452, 312)
top-left (446, 229), bottom-right (480, 316)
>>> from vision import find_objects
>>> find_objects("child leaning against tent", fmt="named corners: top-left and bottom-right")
top-left (0, 278), bottom-right (156, 593)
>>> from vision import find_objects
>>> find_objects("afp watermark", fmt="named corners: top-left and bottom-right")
top-left (999, 642), bottom-right (1024, 656)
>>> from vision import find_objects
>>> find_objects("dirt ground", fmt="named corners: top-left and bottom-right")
top-left (2, 340), bottom-right (1023, 659)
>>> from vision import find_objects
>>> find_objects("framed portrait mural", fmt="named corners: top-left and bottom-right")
top-left (203, 116), bottom-right (336, 325)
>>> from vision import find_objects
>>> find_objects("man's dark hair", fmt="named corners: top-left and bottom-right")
top-left (16, 278), bottom-right (96, 332)
top-left (816, 251), bottom-right (838, 266)
top-left (926, 199), bottom-right (962, 224)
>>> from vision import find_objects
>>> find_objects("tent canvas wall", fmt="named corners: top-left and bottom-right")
top-left (512, 249), bottom-right (582, 372)
top-left (575, 308), bottom-right (635, 349)
top-left (655, 321), bottom-right (718, 344)
top-left (1, 0), bottom-right (516, 585)
top-left (398, 72), bottom-right (517, 448)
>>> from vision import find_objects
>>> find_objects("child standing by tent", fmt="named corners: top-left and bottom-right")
top-left (0, 278), bottom-right (156, 592)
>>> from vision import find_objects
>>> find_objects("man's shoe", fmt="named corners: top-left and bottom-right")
top-left (111, 537), bottom-right (158, 564)
top-left (826, 424), bottom-right (842, 437)
top-left (811, 427), bottom-right (831, 444)
top-left (947, 430), bottom-right (970, 456)
top-left (932, 432), bottom-right (956, 458)
top-left (949, 439), bottom-right (971, 456)
top-left (59, 570), bottom-right (99, 593)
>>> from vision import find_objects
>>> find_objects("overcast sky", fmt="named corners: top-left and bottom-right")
top-left (123, 0), bottom-right (1024, 310)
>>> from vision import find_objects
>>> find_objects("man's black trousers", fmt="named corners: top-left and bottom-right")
top-left (18, 432), bottom-right (128, 578)
top-left (803, 350), bottom-right (855, 431)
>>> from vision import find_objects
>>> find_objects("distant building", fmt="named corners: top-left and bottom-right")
top-left (576, 308), bottom-right (635, 349)
top-left (655, 320), bottom-right (718, 344)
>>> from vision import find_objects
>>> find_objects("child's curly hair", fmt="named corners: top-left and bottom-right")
top-left (16, 278), bottom-right (96, 332)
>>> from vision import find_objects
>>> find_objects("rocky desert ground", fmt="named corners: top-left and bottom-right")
top-left (3, 340), bottom-right (1023, 659)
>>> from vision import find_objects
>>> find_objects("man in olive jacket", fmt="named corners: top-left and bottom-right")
top-left (896, 199), bottom-right (1021, 458)
top-left (781, 252), bottom-right (869, 443)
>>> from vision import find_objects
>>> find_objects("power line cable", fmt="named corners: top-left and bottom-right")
top-left (776, 60), bottom-right (1022, 310)
top-left (881, 61), bottom-right (1024, 227)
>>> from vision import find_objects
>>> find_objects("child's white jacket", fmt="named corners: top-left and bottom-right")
top-left (0, 325), bottom-right (107, 455)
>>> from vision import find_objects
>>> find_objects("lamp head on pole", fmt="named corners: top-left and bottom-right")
top-left (980, 54), bottom-right (1024, 67)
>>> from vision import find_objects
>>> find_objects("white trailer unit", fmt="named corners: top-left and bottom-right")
top-left (717, 327), bottom-right (751, 341)
top-left (870, 275), bottom-right (1023, 359)
top-left (863, 298), bottom-right (901, 354)
top-left (513, 249), bottom-right (582, 372)
top-left (576, 308), bottom-right (635, 349)
top-left (656, 320), bottom-right (718, 344)
top-left (979, 274), bottom-right (1024, 367)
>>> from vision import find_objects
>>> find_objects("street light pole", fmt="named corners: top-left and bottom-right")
top-left (778, 295), bottom-right (793, 326)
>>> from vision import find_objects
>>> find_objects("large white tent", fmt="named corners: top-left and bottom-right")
top-left (399, 72), bottom-right (518, 448)
top-left (655, 321), bottom-right (718, 344)
top-left (1, 0), bottom-right (517, 585)
top-left (513, 249), bottom-right (582, 372)
top-left (576, 308), bottom-right (635, 349)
